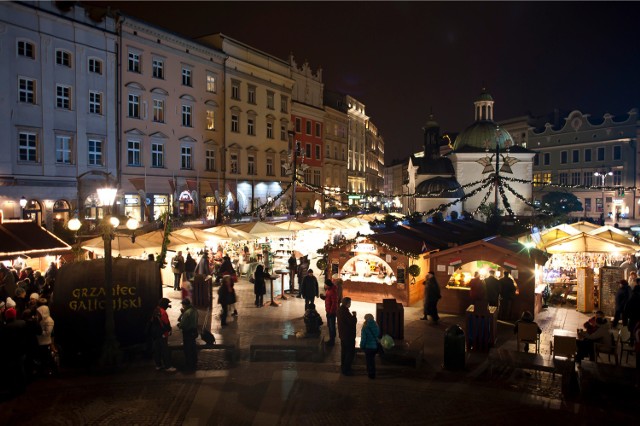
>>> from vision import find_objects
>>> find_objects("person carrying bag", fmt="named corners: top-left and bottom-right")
top-left (360, 313), bottom-right (381, 379)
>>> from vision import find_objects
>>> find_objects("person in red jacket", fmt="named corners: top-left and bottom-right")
top-left (323, 279), bottom-right (338, 346)
top-left (150, 298), bottom-right (176, 372)
top-left (469, 271), bottom-right (486, 305)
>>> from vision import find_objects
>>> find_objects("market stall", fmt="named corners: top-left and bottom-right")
top-left (0, 219), bottom-right (72, 271)
top-left (324, 234), bottom-right (428, 306)
top-left (425, 236), bottom-right (549, 319)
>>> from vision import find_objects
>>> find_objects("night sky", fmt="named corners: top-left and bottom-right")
top-left (93, 1), bottom-right (640, 163)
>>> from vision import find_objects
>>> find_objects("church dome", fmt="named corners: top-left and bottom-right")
top-left (452, 121), bottom-right (514, 151)
top-left (476, 89), bottom-right (494, 102)
top-left (415, 176), bottom-right (464, 198)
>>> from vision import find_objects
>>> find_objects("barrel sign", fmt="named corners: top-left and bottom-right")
top-left (51, 259), bottom-right (162, 356)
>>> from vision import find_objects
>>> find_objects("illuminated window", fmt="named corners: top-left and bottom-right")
top-left (153, 99), bottom-right (164, 123)
top-left (206, 110), bottom-right (215, 130)
top-left (206, 73), bottom-right (216, 92)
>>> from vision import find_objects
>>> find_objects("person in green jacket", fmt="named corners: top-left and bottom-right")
top-left (177, 298), bottom-right (198, 372)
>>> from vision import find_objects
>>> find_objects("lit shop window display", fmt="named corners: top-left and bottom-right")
top-left (446, 260), bottom-right (517, 290)
top-left (340, 254), bottom-right (396, 285)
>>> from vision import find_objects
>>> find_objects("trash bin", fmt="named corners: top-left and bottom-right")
top-left (444, 324), bottom-right (465, 370)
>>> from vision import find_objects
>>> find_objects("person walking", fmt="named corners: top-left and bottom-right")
top-left (184, 253), bottom-right (197, 282)
top-left (300, 269), bottom-right (319, 311)
top-left (613, 279), bottom-right (632, 327)
top-left (296, 256), bottom-right (309, 298)
top-left (35, 305), bottom-right (57, 376)
top-left (421, 271), bottom-right (441, 324)
top-left (171, 251), bottom-right (185, 291)
top-left (360, 313), bottom-right (381, 379)
top-left (177, 298), bottom-right (198, 372)
top-left (499, 270), bottom-right (516, 320)
top-left (337, 297), bottom-right (357, 376)
top-left (253, 264), bottom-right (268, 307)
top-left (288, 254), bottom-right (298, 293)
top-left (217, 275), bottom-right (232, 326)
top-left (150, 298), bottom-right (176, 372)
top-left (323, 279), bottom-right (338, 346)
top-left (484, 270), bottom-right (500, 307)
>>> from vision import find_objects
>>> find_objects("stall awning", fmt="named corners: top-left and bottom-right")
top-left (543, 233), bottom-right (640, 254)
top-left (0, 220), bottom-right (71, 260)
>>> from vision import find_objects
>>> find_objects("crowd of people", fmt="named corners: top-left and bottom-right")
top-left (0, 262), bottom-right (60, 397)
top-left (465, 269), bottom-right (516, 320)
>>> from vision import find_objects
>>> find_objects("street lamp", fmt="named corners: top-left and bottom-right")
top-left (19, 196), bottom-right (27, 219)
top-left (594, 170), bottom-right (613, 221)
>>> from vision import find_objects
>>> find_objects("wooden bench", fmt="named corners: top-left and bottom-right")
top-left (169, 333), bottom-right (240, 362)
top-left (250, 333), bottom-right (325, 362)
top-left (355, 336), bottom-right (425, 368)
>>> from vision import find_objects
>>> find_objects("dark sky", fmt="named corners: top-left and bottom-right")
top-left (93, 1), bottom-right (640, 163)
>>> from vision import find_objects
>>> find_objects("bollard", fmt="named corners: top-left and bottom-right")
top-left (443, 324), bottom-right (466, 370)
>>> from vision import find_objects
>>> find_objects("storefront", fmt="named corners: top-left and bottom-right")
top-left (325, 234), bottom-right (428, 306)
top-left (426, 236), bottom-right (549, 319)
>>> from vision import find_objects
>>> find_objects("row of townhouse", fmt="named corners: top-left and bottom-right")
top-left (0, 1), bottom-right (385, 233)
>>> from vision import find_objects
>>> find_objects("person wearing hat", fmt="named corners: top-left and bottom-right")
top-left (177, 298), bottom-right (198, 372)
top-left (150, 298), bottom-right (176, 372)
top-left (323, 279), bottom-right (338, 346)
top-left (300, 269), bottom-right (319, 311)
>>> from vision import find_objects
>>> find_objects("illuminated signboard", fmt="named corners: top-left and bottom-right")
top-left (352, 243), bottom-right (377, 254)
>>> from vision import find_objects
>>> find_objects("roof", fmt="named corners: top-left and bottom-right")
top-left (415, 176), bottom-right (464, 198)
top-left (476, 89), bottom-right (494, 102)
top-left (411, 154), bottom-right (455, 175)
top-left (0, 220), bottom-right (72, 260)
top-left (427, 235), bottom-right (550, 265)
top-left (394, 220), bottom-right (492, 250)
top-left (368, 232), bottom-right (436, 256)
top-left (453, 120), bottom-right (515, 151)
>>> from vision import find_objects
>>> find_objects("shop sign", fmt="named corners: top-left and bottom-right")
top-left (347, 195), bottom-right (361, 199)
top-left (179, 190), bottom-right (193, 201)
top-left (124, 195), bottom-right (140, 206)
top-left (352, 243), bottom-right (377, 254)
top-left (154, 195), bottom-right (168, 205)
top-left (449, 258), bottom-right (462, 266)
top-left (205, 196), bottom-right (217, 203)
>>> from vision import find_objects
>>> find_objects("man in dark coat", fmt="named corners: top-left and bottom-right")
top-left (421, 272), bottom-right (441, 324)
top-left (485, 270), bottom-right (500, 307)
top-left (172, 251), bottom-right (185, 291)
top-left (613, 279), bottom-right (632, 327)
top-left (288, 254), bottom-right (298, 293)
top-left (337, 297), bottom-right (357, 376)
top-left (300, 269), bottom-right (319, 311)
top-left (0, 308), bottom-right (30, 395)
top-left (623, 284), bottom-right (640, 341)
top-left (499, 270), bottom-right (516, 320)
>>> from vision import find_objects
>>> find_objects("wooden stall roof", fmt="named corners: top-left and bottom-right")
top-left (368, 232), bottom-right (437, 256)
top-left (426, 235), bottom-right (550, 265)
top-left (395, 219), bottom-right (492, 250)
top-left (0, 220), bottom-right (71, 260)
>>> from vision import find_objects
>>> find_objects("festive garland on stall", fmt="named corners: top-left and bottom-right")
top-left (240, 181), bottom-right (293, 217)
top-left (472, 182), bottom-right (496, 215)
top-left (502, 181), bottom-right (553, 216)
top-left (502, 176), bottom-right (636, 192)
top-left (157, 211), bottom-right (172, 269)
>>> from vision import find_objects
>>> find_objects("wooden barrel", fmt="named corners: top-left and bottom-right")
top-left (51, 259), bottom-right (162, 356)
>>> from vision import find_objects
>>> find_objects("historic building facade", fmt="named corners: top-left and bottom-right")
top-left (0, 1), bottom-right (117, 230)
top-left (323, 105), bottom-right (349, 209)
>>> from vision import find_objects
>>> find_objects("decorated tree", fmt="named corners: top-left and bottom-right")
top-left (541, 191), bottom-right (583, 217)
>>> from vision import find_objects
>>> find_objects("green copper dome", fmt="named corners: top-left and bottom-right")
top-left (452, 121), bottom-right (514, 151)
top-left (476, 89), bottom-right (493, 102)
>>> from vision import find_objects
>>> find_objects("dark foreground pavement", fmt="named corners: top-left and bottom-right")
top-left (1, 277), bottom-right (637, 425)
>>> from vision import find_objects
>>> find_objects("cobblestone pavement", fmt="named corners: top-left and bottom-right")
top-left (1, 276), bottom-right (636, 425)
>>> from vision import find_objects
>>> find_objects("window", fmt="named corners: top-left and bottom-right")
top-left (153, 99), bottom-right (164, 123)
top-left (559, 172), bottom-right (568, 185)
top-left (182, 105), bottom-right (192, 127)
top-left (230, 153), bottom-right (239, 174)
top-left (571, 172), bottom-right (580, 186)
top-left (583, 172), bottom-right (593, 187)
top-left (128, 94), bottom-right (140, 118)
top-left (182, 67), bottom-right (192, 86)
top-left (326, 144), bottom-right (331, 158)
top-left (89, 91), bottom-right (102, 114)
top-left (17, 40), bottom-right (35, 59)
top-left (596, 198), bottom-right (603, 213)
top-left (613, 145), bottom-right (621, 161)
top-left (542, 172), bottom-right (551, 184)
top-left (532, 173), bottom-right (542, 187)
top-left (206, 73), bottom-right (216, 92)
top-left (306, 121), bottom-right (312, 135)
top-left (597, 147), bottom-right (605, 161)
top-left (584, 198), bottom-right (591, 212)
top-left (128, 51), bottom-right (140, 73)
top-left (231, 114), bottom-right (239, 133)
top-left (315, 145), bottom-right (321, 160)
top-left (18, 77), bottom-right (35, 104)
top-left (248, 85), bottom-right (256, 104)
top-left (231, 81), bottom-right (240, 100)
top-left (572, 150), bottom-right (579, 163)
top-left (206, 110), bottom-right (215, 130)
top-left (280, 158), bottom-right (286, 176)
top-left (613, 170), bottom-right (622, 186)
top-left (247, 118), bottom-right (255, 135)
top-left (305, 143), bottom-right (311, 158)
top-left (543, 153), bottom-right (550, 165)
top-left (127, 140), bottom-right (141, 166)
top-left (18, 132), bottom-right (38, 162)
top-left (281, 95), bottom-right (288, 113)
top-left (304, 168), bottom-right (312, 183)
top-left (181, 146), bottom-right (192, 169)
top-left (266, 122), bottom-right (273, 139)
top-left (88, 58), bottom-right (102, 74)
top-left (55, 49), bottom-right (71, 67)
top-left (584, 148), bottom-right (592, 162)
top-left (247, 154), bottom-right (256, 175)
top-left (315, 123), bottom-right (321, 137)
top-left (560, 151), bottom-right (568, 164)
top-left (152, 59), bottom-right (164, 79)
top-left (56, 85), bottom-right (71, 109)
top-left (205, 150), bottom-right (216, 171)
top-left (88, 139), bottom-right (103, 166)
top-left (267, 91), bottom-right (274, 109)
top-left (313, 170), bottom-right (321, 186)
top-left (281, 124), bottom-right (287, 141)
top-left (533, 153), bottom-right (539, 166)
top-left (151, 143), bottom-right (164, 168)
top-left (55, 135), bottom-right (72, 164)
top-left (266, 158), bottom-right (274, 176)
top-left (295, 118), bottom-right (301, 133)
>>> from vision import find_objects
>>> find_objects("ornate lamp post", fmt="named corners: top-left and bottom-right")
top-left (19, 196), bottom-right (27, 219)
top-left (594, 170), bottom-right (612, 220)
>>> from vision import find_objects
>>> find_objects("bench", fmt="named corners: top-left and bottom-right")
top-left (488, 348), bottom-right (562, 376)
top-left (355, 336), bottom-right (425, 368)
top-left (169, 333), bottom-right (240, 362)
top-left (250, 333), bottom-right (325, 362)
